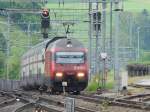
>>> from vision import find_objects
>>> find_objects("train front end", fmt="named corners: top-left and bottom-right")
top-left (50, 38), bottom-right (88, 93)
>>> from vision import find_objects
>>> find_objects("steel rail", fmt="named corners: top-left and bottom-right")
top-left (68, 94), bottom-right (150, 110)
top-left (39, 96), bottom-right (97, 112)
top-left (14, 103), bottom-right (63, 112)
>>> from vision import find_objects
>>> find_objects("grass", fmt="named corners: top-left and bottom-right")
top-left (128, 61), bottom-right (150, 65)
top-left (124, 0), bottom-right (150, 12)
top-left (45, 0), bottom-right (150, 48)
top-left (46, 3), bottom-right (89, 47)
top-left (87, 72), bottom-right (150, 92)
top-left (86, 71), bottom-right (114, 92)
top-left (46, 0), bottom-right (150, 12)
top-left (46, 3), bottom-right (88, 9)
top-left (128, 54), bottom-right (150, 65)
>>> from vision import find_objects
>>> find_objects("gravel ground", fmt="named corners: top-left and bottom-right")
top-left (0, 102), bottom-right (25, 112)
top-left (21, 107), bottom-right (49, 112)
top-left (0, 94), bottom-right (12, 103)
top-left (44, 94), bottom-right (150, 112)
top-left (75, 97), bottom-right (150, 112)
top-left (1, 90), bottom-right (150, 112)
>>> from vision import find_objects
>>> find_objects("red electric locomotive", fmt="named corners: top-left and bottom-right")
top-left (21, 37), bottom-right (88, 94)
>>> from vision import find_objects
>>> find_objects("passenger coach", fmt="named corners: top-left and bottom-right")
top-left (21, 37), bottom-right (88, 94)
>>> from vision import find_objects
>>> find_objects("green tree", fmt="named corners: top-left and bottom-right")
top-left (0, 33), bottom-right (7, 53)
top-left (135, 9), bottom-right (150, 50)
top-left (0, 33), bottom-right (6, 78)
top-left (0, 51), bottom-right (6, 78)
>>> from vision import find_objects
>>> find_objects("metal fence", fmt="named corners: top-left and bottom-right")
top-left (0, 79), bottom-right (20, 91)
top-left (127, 64), bottom-right (150, 77)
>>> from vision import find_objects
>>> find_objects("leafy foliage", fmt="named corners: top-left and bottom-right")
top-left (134, 9), bottom-right (150, 50)
top-left (0, 2), bottom-right (43, 79)
top-left (0, 33), bottom-right (7, 53)
top-left (0, 51), bottom-right (6, 78)
top-left (0, 33), bottom-right (7, 78)
top-left (0, 0), bottom-right (150, 80)
top-left (0, 1), bottom-right (41, 31)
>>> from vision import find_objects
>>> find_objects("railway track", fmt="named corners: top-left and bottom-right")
top-left (12, 90), bottom-right (64, 112)
top-left (0, 91), bottom-right (15, 102)
top-left (0, 90), bottom-right (62, 112)
top-left (68, 93), bottom-right (150, 110)
top-left (13, 90), bottom-right (150, 111)
top-left (13, 90), bottom-right (98, 112)
top-left (0, 91), bottom-right (29, 112)
top-left (2, 89), bottom-right (150, 112)
top-left (39, 96), bottom-right (96, 112)
top-left (0, 90), bottom-right (97, 112)
top-left (130, 84), bottom-right (150, 89)
top-left (14, 103), bottom-right (63, 112)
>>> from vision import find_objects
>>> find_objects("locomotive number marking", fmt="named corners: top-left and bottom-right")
top-left (74, 66), bottom-right (84, 70)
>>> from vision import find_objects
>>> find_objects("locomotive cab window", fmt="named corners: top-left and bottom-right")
top-left (55, 52), bottom-right (85, 64)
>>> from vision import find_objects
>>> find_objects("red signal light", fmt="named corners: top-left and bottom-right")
top-left (43, 11), bottom-right (48, 15)
top-left (41, 8), bottom-right (50, 38)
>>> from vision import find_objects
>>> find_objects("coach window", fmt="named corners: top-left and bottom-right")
top-left (29, 70), bottom-right (32, 77)
top-left (37, 68), bottom-right (41, 78)
top-left (42, 55), bottom-right (44, 63)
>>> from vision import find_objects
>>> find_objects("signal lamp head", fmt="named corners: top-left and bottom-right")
top-left (43, 11), bottom-right (48, 15)
top-left (56, 72), bottom-right (63, 77)
top-left (77, 72), bottom-right (85, 78)
top-left (41, 9), bottom-right (49, 18)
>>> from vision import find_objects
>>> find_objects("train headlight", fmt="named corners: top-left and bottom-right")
top-left (56, 72), bottom-right (63, 77)
top-left (77, 72), bottom-right (85, 78)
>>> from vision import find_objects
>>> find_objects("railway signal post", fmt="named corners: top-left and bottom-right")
top-left (41, 8), bottom-right (50, 39)
top-left (62, 81), bottom-right (67, 95)
top-left (114, 0), bottom-right (123, 92)
top-left (100, 53), bottom-right (108, 90)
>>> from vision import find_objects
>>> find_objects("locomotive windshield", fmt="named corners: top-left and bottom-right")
top-left (55, 52), bottom-right (85, 64)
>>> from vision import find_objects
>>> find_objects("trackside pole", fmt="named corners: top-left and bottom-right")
top-left (62, 81), bottom-right (67, 96)
top-left (65, 97), bottom-right (75, 112)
